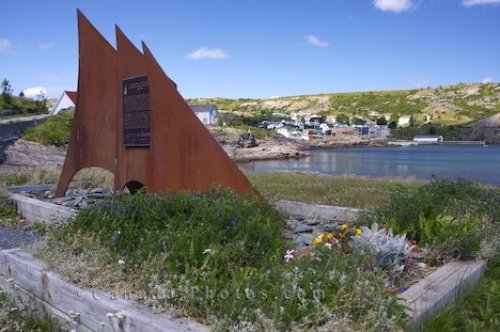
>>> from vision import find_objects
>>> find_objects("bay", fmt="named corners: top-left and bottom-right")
top-left (238, 144), bottom-right (500, 185)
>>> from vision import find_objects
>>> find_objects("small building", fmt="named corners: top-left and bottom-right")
top-left (330, 125), bottom-right (354, 137)
top-left (376, 125), bottom-right (390, 139)
top-left (190, 104), bottom-right (220, 126)
top-left (413, 135), bottom-right (443, 143)
top-left (50, 91), bottom-right (77, 115)
top-left (397, 115), bottom-right (412, 127)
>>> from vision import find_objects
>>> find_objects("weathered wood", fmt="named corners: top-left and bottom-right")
top-left (399, 259), bottom-right (487, 330)
top-left (274, 199), bottom-right (366, 222)
top-left (9, 193), bottom-right (76, 223)
top-left (0, 249), bottom-right (209, 331)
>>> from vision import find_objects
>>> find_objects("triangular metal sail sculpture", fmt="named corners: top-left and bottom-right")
top-left (56, 10), bottom-right (257, 197)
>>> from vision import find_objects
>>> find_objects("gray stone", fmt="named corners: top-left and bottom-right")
top-left (90, 188), bottom-right (105, 194)
top-left (61, 198), bottom-right (76, 207)
top-left (293, 224), bottom-right (314, 234)
top-left (73, 196), bottom-right (83, 207)
top-left (295, 233), bottom-right (313, 247)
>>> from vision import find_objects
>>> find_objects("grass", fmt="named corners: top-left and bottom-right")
top-left (32, 188), bottom-right (409, 331)
top-left (0, 165), bottom-right (113, 191)
top-left (22, 111), bottom-right (73, 146)
top-left (425, 255), bottom-right (500, 331)
top-left (247, 172), bottom-right (424, 209)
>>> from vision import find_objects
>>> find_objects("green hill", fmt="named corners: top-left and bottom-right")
top-left (188, 83), bottom-right (500, 126)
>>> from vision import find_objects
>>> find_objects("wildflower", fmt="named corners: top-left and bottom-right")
top-left (340, 223), bottom-right (348, 231)
top-left (325, 242), bottom-right (333, 249)
top-left (355, 228), bottom-right (362, 236)
top-left (325, 233), bottom-right (334, 241)
top-left (313, 234), bottom-right (324, 245)
top-left (118, 259), bottom-right (125, 266)
top-left (202, 249), bottom-right (212, 255)
top-left (284, 249), bottom-right (295, 262)
top-left (332, 237), bottom-right (341, 249)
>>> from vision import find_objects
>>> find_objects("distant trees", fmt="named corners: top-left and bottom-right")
top-left (353, 117), bottom-right (366, 125)
top-left (376, 116), bottom-right (387, 125)
top-left (335, 113), bottom-right (350, 125)
top-left (1, 78), bottom-right (13, 104)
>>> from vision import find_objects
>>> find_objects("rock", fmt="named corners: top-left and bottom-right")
top-left (73, 196), bottom-right (84, 207)
top-left (295, 233), bottom-right (313, 247)
top-left (61, 198), bottom-right (76, 207)
top-left (52, 196), bottom-right (74, 205)
top-left (293, 224), bottom-right (314, 234)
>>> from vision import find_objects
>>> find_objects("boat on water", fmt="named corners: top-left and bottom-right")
top-left (387, 140), bottom-right (418, 146)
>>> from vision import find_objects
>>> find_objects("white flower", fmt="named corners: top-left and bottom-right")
top-left (118, 259), bottom-right (125, 265)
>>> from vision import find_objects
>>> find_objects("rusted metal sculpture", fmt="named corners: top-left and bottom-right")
top-left (55, 10), bottom-right (257, 197)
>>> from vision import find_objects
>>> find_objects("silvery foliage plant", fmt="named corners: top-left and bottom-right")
top-left (350, 223), bottom-right (420, 279)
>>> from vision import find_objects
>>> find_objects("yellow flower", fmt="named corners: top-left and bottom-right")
top-left (325, 233), bottom-right (334, 241)
top-left (313, 234), bottom-right (324, 245)
top-left (355, 228), bottom-right (362, 236)
top-left (340, 224), bottom-right (348, 231)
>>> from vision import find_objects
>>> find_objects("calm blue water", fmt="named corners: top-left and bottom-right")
top-left (238, 145), bottom-right (500, 185)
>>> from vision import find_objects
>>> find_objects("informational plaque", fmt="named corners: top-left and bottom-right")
top-left (123, 75), bottom-right (151, 147)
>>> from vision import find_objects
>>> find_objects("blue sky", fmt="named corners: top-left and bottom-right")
top-left (0, 0), bottom-right (499, 99)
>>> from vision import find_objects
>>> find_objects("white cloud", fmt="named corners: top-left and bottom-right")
top-left (0, 37), bottom-right (11, 52)
top-left (463, 0), bottom-right (500, 7)
top-left (39, 41), bottom-right (55, 50)
top-left (305, 35), bottom-right (329, 48)
top-left (187, 47), bottom-right (228, 60)
top-left (481, 76), bottom-right (493, 83)
top-left (22, 87), bottom-right (47, 99)
top-left (373, 0), bottom-right (416, 13)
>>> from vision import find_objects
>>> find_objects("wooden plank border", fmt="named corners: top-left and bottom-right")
top-left (0, 249), bottom-right (208, 332)
top-left (398, 259), bottom-right (487, 330)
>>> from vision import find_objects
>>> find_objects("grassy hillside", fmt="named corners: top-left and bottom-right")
top-left (188, 83), bottom-right (500, 126)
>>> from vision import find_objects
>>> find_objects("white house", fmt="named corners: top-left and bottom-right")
top-left (413, 135), bottom-right (443, 143)
top-left (189, 104), bottom-right (220, 126)
top-left (397, 115), bottom-right (412, 127)
top-left (50, 91), bottom-right (77, 115)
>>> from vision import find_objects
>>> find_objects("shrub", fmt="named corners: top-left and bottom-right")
top-left (367, 179), bottom-right (485, 240)
top-left (23, 112), bottom-right (73, 146)
top-left (0, 186), bottom-right (17, 220)
top-left (350, 223), bottom-right (420, 284)
top-left (421, 215), bottom-right (482, 264)
top-left (359, 179), bottom-right (499, 262)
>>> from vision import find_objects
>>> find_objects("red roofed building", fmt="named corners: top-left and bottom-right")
top-left (50, 91), bottom-right (78, 115)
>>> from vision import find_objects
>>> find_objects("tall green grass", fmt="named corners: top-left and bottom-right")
top-left (23, 112), bottom-right (73, 146)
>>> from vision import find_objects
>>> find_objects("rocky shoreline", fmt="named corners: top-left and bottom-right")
top-left (0, 131), bottom-right (395, 175)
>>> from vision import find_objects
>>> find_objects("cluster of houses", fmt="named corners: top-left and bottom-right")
top-left (261, 112), bottom-right (391, 141)
top-left (52, 91), bottom-right (414, 142)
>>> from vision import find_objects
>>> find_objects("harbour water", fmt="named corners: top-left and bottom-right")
top-left (239, 144), bottom-right (500, 185)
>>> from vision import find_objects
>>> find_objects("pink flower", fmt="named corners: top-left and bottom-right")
top-left (332, 237), bottom-right (341, 249)
top-left (284, 249), bottom-right (295, 262)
